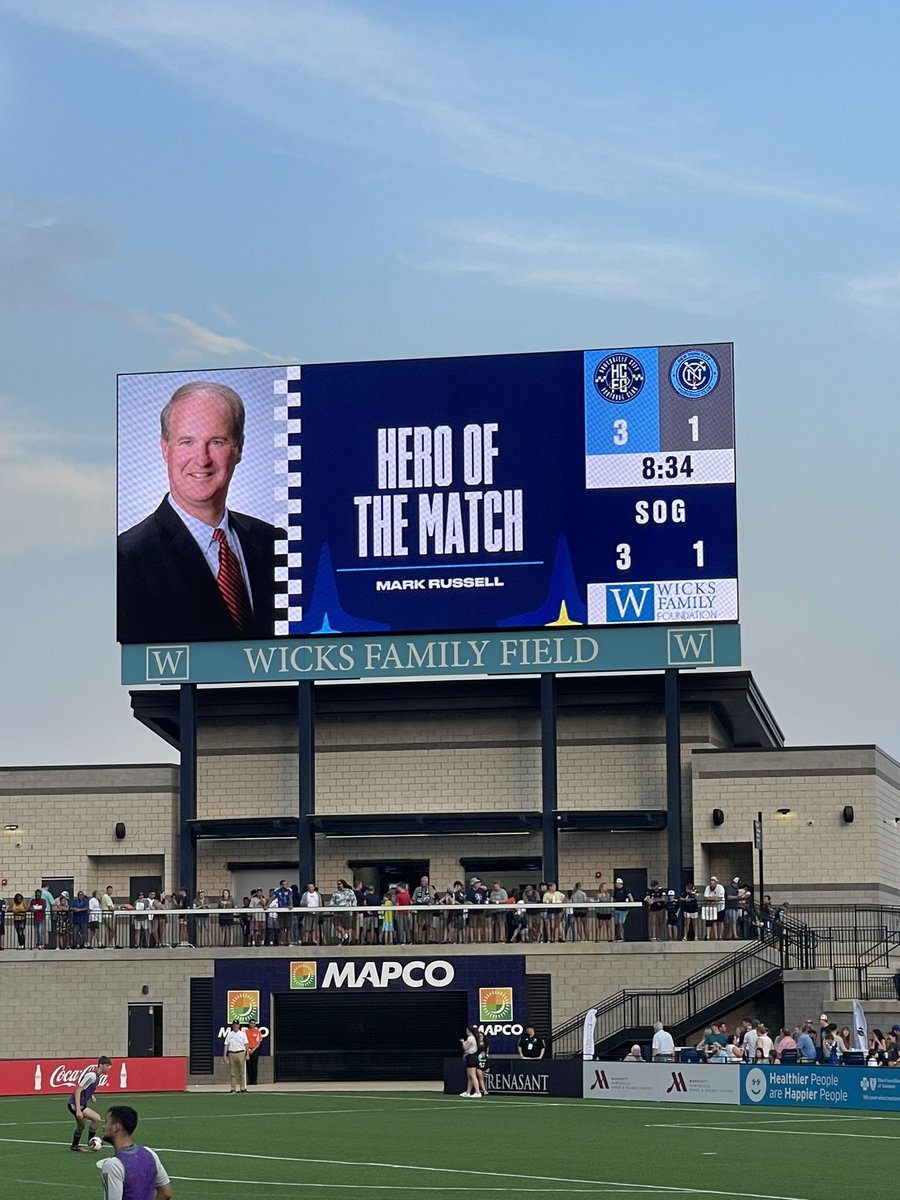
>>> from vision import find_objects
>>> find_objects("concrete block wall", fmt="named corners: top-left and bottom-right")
top-left (0, 942), bottom-right (728, 1061)
top-left (691, 746), bottom-right (900, 903)
top-left (0, 954), bottom-right (213, 1060)
top-left (0, 765), bottom-right (178, 899)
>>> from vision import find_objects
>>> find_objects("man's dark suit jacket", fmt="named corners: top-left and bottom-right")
top-left (117, 497), bottom-right (280, 644)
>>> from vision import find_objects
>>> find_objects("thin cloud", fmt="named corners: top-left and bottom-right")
top-left (0, 413), bottom-right (113, 560)
top-left (0, 193), bottom-right (283, 362)
top-left (162, 313), bottom-right (285, 362)
top-left (842, 269), bottom-right (900, 311)
top-left (414, 225), bottom-right (730, 314)
top-left (0, 1), bottom-right (853, 211)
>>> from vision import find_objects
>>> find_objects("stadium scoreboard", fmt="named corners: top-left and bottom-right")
top-left (118, 342), bottom-right (738, 665)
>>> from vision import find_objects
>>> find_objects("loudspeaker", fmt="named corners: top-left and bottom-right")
top-left (842, 806), bottom-right (854, 824)
top-left (115, 822), bottom-right (126, 840)
top-left (712, 808), bottom-right (725, 826)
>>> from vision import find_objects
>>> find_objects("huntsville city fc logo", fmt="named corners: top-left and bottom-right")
top-left (226, 990), bottom-right (259, 1023)
top-left (479, 987), bottom-right (513, 1022)
top-left (594, 353), bottom-right (645, 403)
top-left (290, 961), bottom-right (317, 990)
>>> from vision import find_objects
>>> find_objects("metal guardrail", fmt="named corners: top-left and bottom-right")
top-left (550, 933), bottom-right (788, 1058)
top-left (0, 901), bottom-right (643, 951)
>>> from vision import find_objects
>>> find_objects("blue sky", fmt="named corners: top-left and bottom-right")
top-left (1, 0), bottom-right (898, 764)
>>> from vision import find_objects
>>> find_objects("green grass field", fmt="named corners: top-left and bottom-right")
top-left (0, 1087), bottom-right (895, 1199)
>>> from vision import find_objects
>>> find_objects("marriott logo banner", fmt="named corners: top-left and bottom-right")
top-left (123, 624), bottom-right (740, 685)
top-left (583, 1062), bottom-right (740, 1105)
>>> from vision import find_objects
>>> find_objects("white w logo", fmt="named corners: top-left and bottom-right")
top-left (146, 647), bottom-right (189, 679)
top-left (670, 631), bottom-right (710, 660)
top-left (608, 586), bottom-right (653, 619)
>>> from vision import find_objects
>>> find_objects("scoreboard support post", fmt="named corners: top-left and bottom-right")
top-left (540, 672), bottom-right (559, 886)
top-left (664, 669), bottom-right (683, 893)
top-left (298, 682), bottom-right (316, 889)
top-left (179, 682), bottom-right (198, 901)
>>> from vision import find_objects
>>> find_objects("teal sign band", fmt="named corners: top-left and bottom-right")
top-left (122, 624), bottom-right (740, 686)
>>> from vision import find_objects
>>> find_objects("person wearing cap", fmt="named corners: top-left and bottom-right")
top-left (466, 878), bottom-right (488, 943)
top-left (68, 1054), bottom-right (113, 1150)
top-left (680, 882), bottom-right (699, 941)
top-left (223, 1020), bottom-right (249, 1093)
top-left (702, 875), bottom-right (725, 940)
top-left (664, 890), bottom-right (680, 940)
top-left (723, 877), bottom-right (743, 940)
top-left (53, 890), bottom-right (72, 950)
top-left (612, 878), bottom-right (633, 941)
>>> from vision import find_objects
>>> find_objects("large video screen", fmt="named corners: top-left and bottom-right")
top-left (117, 344), bottom-right (737, 645)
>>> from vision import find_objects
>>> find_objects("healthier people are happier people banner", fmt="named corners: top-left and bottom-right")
top-left (118, 344), bottom-right (737, 647)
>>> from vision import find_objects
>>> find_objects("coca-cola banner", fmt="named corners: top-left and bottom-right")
top-left (0, 1057), bottom-right (186, 1097)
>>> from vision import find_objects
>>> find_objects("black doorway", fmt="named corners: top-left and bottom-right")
top-left (128, 1004), bottom-right (163, 1057)
top-left (615, 867), bottom-right (648, 940)
top-left (274, 989), bottom-right (467, 1081)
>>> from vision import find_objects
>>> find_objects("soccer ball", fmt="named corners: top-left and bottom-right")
top-left (88, 1136), bottom-right (103, 1151)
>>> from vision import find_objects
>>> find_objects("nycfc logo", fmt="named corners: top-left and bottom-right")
top-left (594, 353), bottom-right (645, 403)
top-left (670, 350), bottom-right (719, 398)
top-left (666, 1071), bottom-right (688, 1093)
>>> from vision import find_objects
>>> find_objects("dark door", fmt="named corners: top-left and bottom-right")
top-left (128, 1004), bottom-right (163, 1057)
top-left (129, 875), bottom-right (162, 900)
top-left (274, 989), bottom-right (466, 1081)
top-left (615, 867), bottom-right (648, 941)
top-left (348, 860), bottom-right (429, 897)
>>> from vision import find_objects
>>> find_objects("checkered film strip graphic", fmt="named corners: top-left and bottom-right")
top-left (274, 365), bottom-right (303, 635)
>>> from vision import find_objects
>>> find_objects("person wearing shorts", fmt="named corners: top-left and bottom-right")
top-left (68, 1054), bottom-right (111, 1151)
top-left (460, 1025), bottom-right (481, 1097)
top-left (680, 883), bottom-right (699, 940)
top-left (612, 878), bottom-right (633, 940)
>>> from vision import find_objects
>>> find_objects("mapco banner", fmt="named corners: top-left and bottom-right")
top-left (583, 1062), bottom-right (740, 1104)
top-left (122, 623), bottom-right (740, 685)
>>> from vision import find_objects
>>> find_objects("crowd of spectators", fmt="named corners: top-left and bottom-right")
top-left (0, 872), bottom-right (783, 949)
top-left (627, 1014), bottom-right (900, 1067)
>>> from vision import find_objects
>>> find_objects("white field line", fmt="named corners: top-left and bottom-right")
top-left (0, 1136), bottom-right (817, 1200)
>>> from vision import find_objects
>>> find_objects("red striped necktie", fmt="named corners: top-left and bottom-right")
top-left (212, 527), bottom-right (251, 633)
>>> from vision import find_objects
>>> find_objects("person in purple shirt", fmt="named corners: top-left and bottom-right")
top-left (98, 1105), bottom-right (172, 1199)
top-left (68, 1055), bottom-right (111, 1151)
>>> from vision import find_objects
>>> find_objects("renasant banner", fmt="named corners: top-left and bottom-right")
top-left (117, 346), bottom-right (738, 653)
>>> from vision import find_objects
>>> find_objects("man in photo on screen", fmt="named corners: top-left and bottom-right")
top-left (117, 380), bottom-right (281, 644)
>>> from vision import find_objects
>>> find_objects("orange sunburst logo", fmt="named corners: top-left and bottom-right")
top-left (226, 990), bottom-right (259, 1023)
top-left (479, 987), bottom-right (513, 1021)
top-left (290, 961), bottom-right (317, 990)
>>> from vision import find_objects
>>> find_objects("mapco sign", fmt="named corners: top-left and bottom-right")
top-left (289, 959), bottom-right (454, 990)
top-left (124, 624), bottom-right (740, 685)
